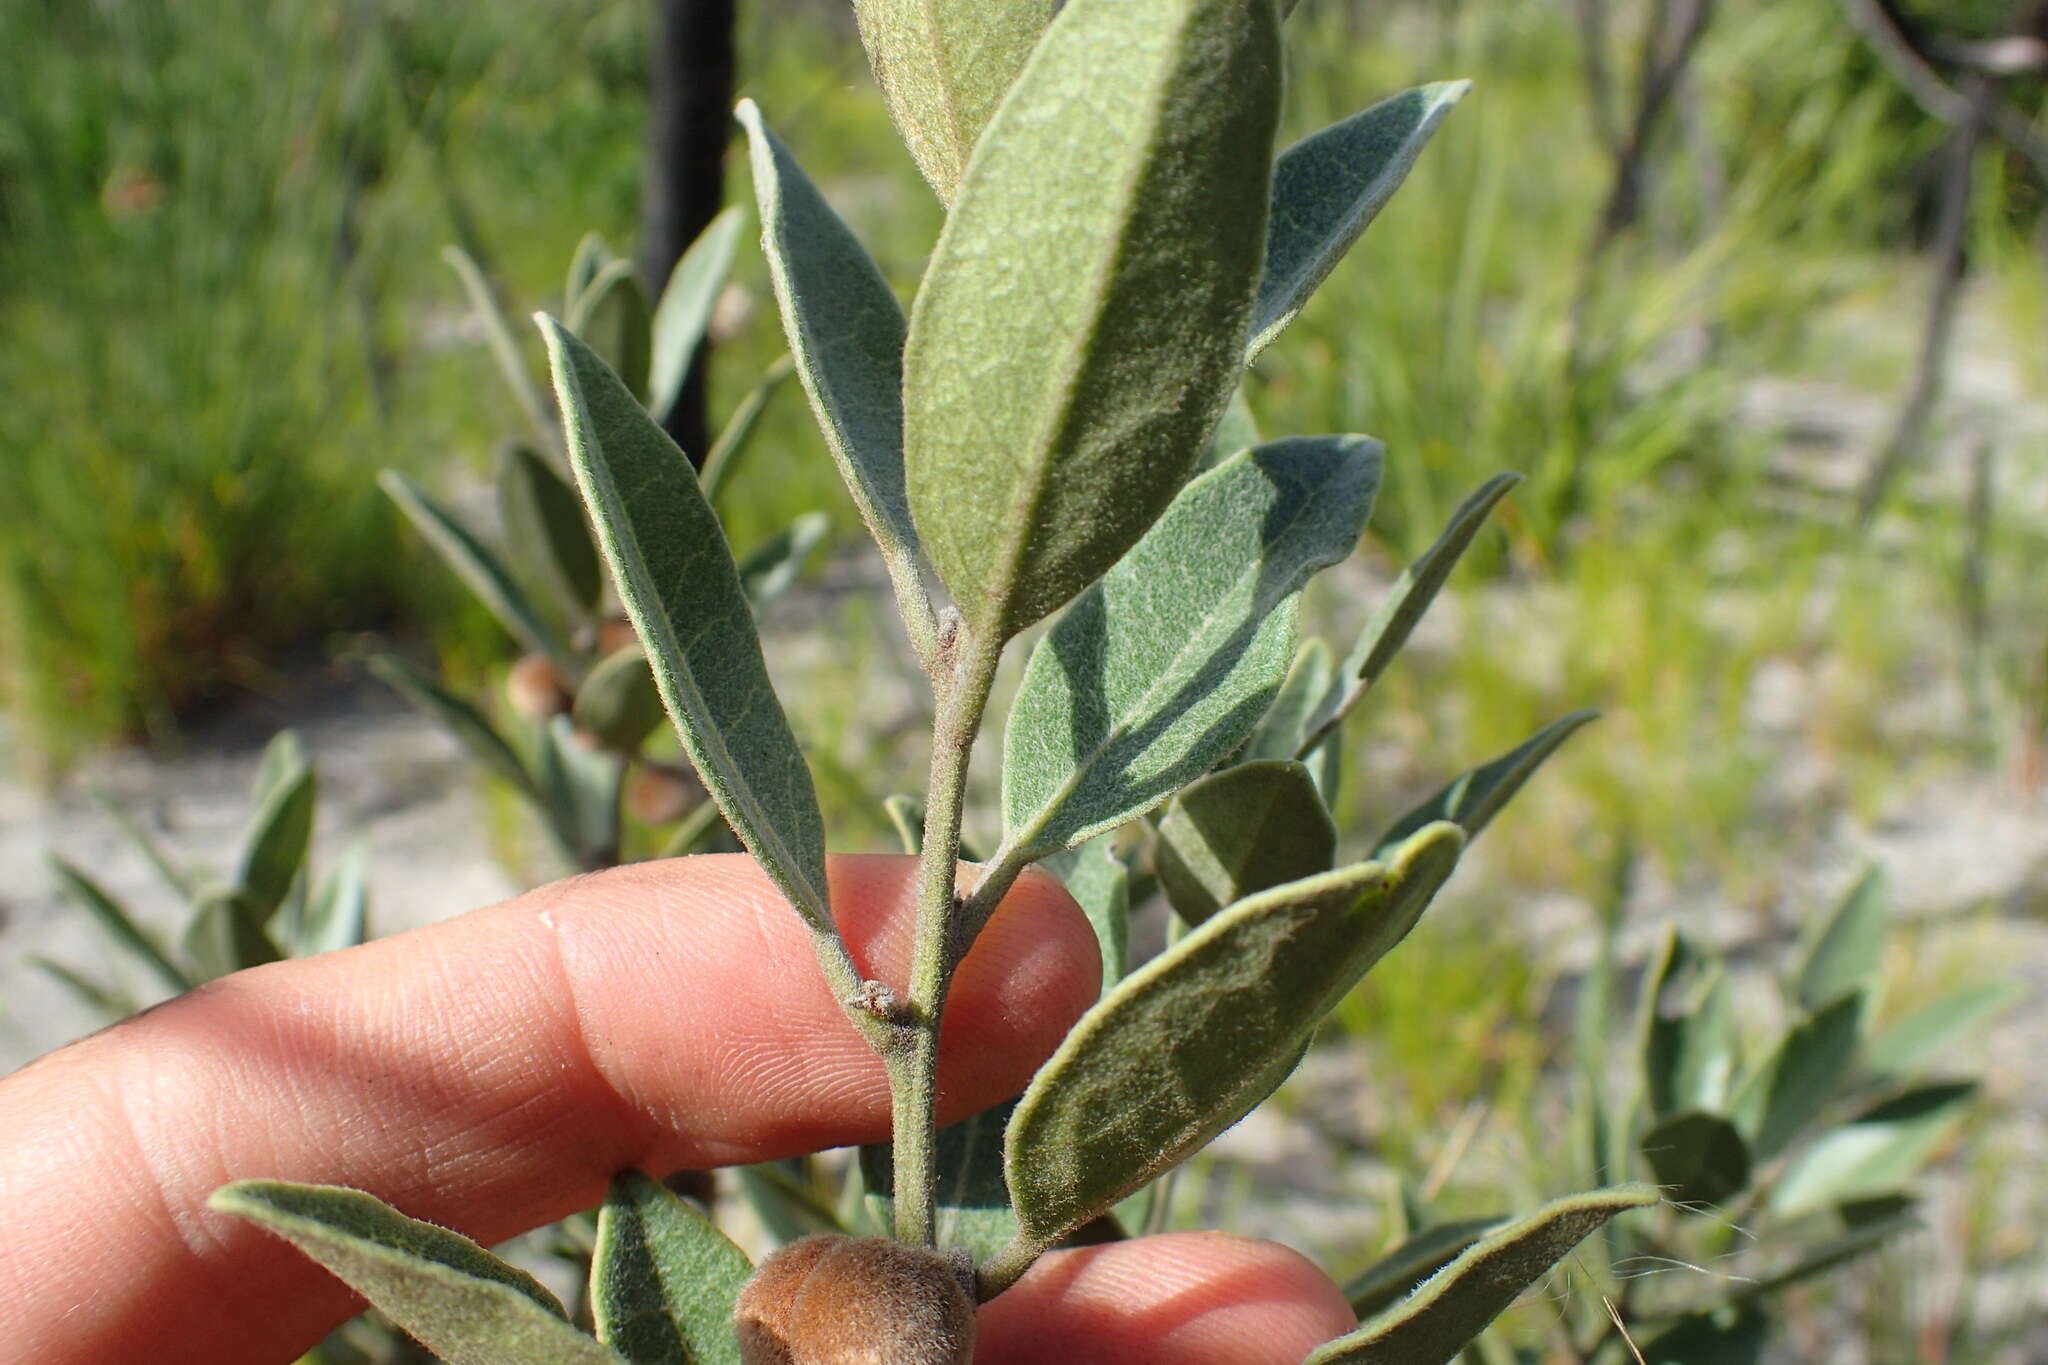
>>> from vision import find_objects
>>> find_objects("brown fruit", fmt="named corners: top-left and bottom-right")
top-left (735, 1235), bottom-right (976, 1365)
top-left (626, 766), bottom-right (698, 826)
top-left (595, 617), bottom-right (639, 657)
top-left (504, 653), bottom-right (571, 721)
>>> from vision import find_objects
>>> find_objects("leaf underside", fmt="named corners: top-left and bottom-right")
top-left (594, 1170), bottom-right (753, 1365)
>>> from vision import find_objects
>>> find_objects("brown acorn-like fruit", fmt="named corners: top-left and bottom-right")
top-left (735, 1235), bottom-right (976, 1365)
top-left (595, 616), bottom-right (639, 657)
top-left (504, 653), bottom-right (572, 720)
top-left (625, 765), bottom-right (698, 826)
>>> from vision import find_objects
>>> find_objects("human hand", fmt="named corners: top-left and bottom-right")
top-left (0, 854), bottom-right (1354, 1364)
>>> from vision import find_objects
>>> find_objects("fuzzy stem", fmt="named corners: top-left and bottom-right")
top-left (891, 627), bottom-right (1002, 1246)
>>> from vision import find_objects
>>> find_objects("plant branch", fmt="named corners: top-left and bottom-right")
top-left (890, 624), bottom-right (1003, 1245)
top-left (1838, 0), bottom-right (2048, 183)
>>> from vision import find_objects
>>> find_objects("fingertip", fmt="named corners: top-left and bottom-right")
top-left (976, 1232), bottom-right (1355, 1365)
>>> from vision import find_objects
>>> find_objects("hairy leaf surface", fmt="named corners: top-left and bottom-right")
top-left (594, 1171), bottom-right (752, 1365)
top-left (1155, 761), bottom-right (1335, 926)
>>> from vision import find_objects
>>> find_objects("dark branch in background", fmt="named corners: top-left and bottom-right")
top-left (1572, 0), bottom-right (1623, 155)
top-left (1837, 0), bottom-right (2048, 517)
top-left (1594, 0), bottom-right (1717, 246)
top-left (642, 0), bottom-right (736, 466)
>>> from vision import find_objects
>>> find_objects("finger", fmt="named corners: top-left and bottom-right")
top-left (0, 853), bottom-right (1097, 1365)
top-left (976, 1232), bottom-right (1357, 1365)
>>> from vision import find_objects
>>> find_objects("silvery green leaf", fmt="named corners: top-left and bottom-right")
top-left (96, 794), bottom-right (194, 900)
top-left (1200, 386), bottom-right (1262, 472)
top-left (864, 1101), bottom-right (1021, 1263)
top-left (1303, 1185), bottom-right (1659, 1365)
top-left (1770, 1083), bottom-right (1976, 1218)
top-left (903, 0), bottom-right (1283, 640)
top-left (1244, 637), bottom-right (1337, 768)
top-left (1742, 1206), bottom-right (1917, 1299)
top-left (541, 317), bottom-right (831, 931)
top-left (28, 956), bottom-right (135, 1020)
top-left (568, 258), bottom-right (654, 403)
top-left (737, 512), bottom-right (830, 607)
top-left (1001, 438), bottom-right (1381, 863)
top-left (1342, 1216), bottom-right (1507, 1319)
top-left (1043, 837), bottom-right (1131, 994)
top-left (1731, 992), bottom-right (1866, 1160)
top-left (1640, 1110), bottom-right (1752, 1208)
top-left (380, 471), bottom-right (574, 673)
top-left (734, 1165), bottom-right (846, 1244)
top-left (698, 355), bottom-right (796, 509)
top-left (736, 107), bottom-right (934, 655)
top-left (1155, 761), bottom-right (1335, 927)
top-left (883, 794), bottom-right (925, 854)
top-left (211, 1181), bottom-right (624, 1365)
top-left (181, 890), bottom-right (281, 980)
top-left (593, 1170), bottom-right (752, 1365)
top-left (498, 441), bottom-right (603, 618)
top-left (1248, 82), bottom-right (1468, 362)
top-left (534, 716), bottom-right (623, 867)
top-left (50, 855), bottom-right (191, 994)
top-left (1003, 824), bottom-right (1464, 1250)
top-left (1797, 866), bottom-right (1889, 1013)
top-left (1640, 1306), bottom-right (1769, 1365)
top-left (1641, 929), bottom-right (1736, 1120)
top-left (298, 840), bottom-right (370, 956)
top-left (1371, 709), bottom-right (1597, 859)
top-left (1308, 473), bottom-right (1521, 753)
top-left (252, 730), bottom-right (307, 806)
top-left (443, 244), bottom-right (554, 446)
top-left (368, 654), bottom-right (537, 801)
top-left (850, 0), bottom-right (1054, 204)
top-left (649, 205), bottom-right (747, 423)
top-left (233, 756), bottom-right (315, 926)
top-left (573, 646), bottom-right (667, 755)
top-left (1865, 979), bottom-right (2024, 1076)
top-left (566, 232), bottom-right (615, 311)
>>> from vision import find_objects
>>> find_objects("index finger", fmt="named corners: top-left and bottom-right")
top-left (0, 853), bottom-right (1098, 1365)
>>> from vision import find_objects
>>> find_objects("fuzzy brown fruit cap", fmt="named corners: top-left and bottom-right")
top-left (503, 653), bottom-right (572, 721)
top-left (735, 1235), bottom-right (976, 1365)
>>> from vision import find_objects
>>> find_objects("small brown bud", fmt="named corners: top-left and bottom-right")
top-left (504, 653), bottom-right (571, 721)
top-left (735, 1235), bottom-right (975, 1365)
top-left (595, 617), bottom-right (639, 657)
top-left (626, 766), bottom-right (698, 826)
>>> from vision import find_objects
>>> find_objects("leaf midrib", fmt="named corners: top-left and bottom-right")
top-left (1005, 456), bottom-right (1349, 858)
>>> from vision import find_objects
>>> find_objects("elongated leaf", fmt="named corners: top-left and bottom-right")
top-left (737, 512), bottom-right (830, 607)
top-left (698, 355), bottom-right (796, 509)
top-left (575, 646), bottom-right (667, 755)
top-left (594, 1171), bottom-right (752, 1365)
top-left (381, 471), bottom-right (572, 672)
top-left (368, 654), bottom-right (537, 800)
top-left (1343, 1217), bottom-right (1507, 1319)
top-left (851, 0), bottom-right (1053, 204)
top-left (211, 1181), bottom-right (623, 1365)
top-left (252, 731), bottom-right (307, 807)
top-left (95, 794), bottom-right (194, 900)
top-left (1002, 438), bottom-right (1381, 863)
top-left (649, 205), bottom-right (747, 422)
top-left (1770, 1083), bottom-right (1976, 1218)
top-left (182, 890), bottom-right (282, 980)
top-left (735, 1164), bottom-right (846, 1243)
top-left (299, 840), bottom-right (371, 957)
top-left (1155, 761), bottom-right (1335, 926)
top-left (1245, 638), bottom-right (1337, 766)
top-left (443, 245), bottom-right (554, 445)
top-left (569, 258), bottom-right (654, 402)
top-left (1641, 930), bottom-right (1736, 1120)
top-left (1744, 1206), bottom-right (1917, 1299)
top-left (567, 232), bottom-right (615, 311)
top-left (50, 856), bottom-right (190, 994)
top-left (1866, 979), bottom-right (2024, 1076)
top-left (865, 1100), bottom-right (1021, 1263)
top-left (1640, 1110), bottom-right (1752, 1208)
top-left (1043, 837), bottom-right (1131, 994)
top-left (903, 0), bottom-right (1283, 640)
top-left (499, 441), bottom-right (603, 618)
top-left (28, 956), bottom-right (136, 1020)
top-left (541, 318), bottom-right (831, 931)
top-left (883, 794), bottom-right (925, 854)
top-left (1004, 824), bottom-right (1464, 1249)
top-left (1798, 866), bottom-right (1889, 1012)
top-left (1304, 1185), bottom-right (1659, 1365)
top-left (1202, 386), bottom-right (1264, 472)
top-left (1249, 82), bottom-right (1468, 361)
top-left (1641, 1306), bottom-right (1769, 1365)
top-left (1732, 993), bottom-right (1866, 1160)
top-left (737, 107), bottom-right (925, 606)
top-left (1372, 710), bottom-right (1597, 859)
top-left (233, 760), bottom-right (316, 925)
top-left (535, 716), bottom-right (624, 867)
top-left (1308, 473), bottom-right (1522, 752)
